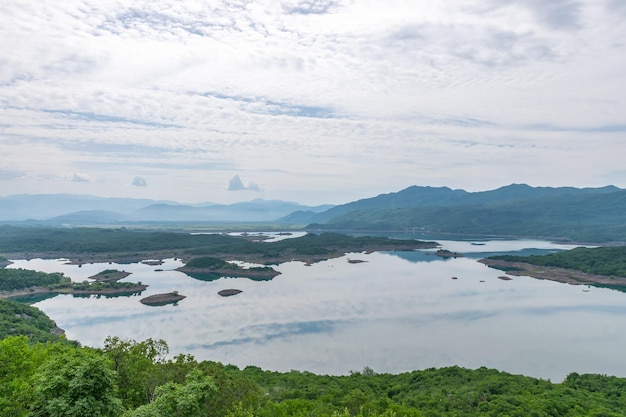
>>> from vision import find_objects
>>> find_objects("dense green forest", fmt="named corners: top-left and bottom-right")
top-left (3, 326), bottom-right (626, 416)
top-left (0, 268), bottom-right (70, 291)
top-left (489, 246), bottom-right (626, 278)
top-left (0, 299), bottom-right (77, 344)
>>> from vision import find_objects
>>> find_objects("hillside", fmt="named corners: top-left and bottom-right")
top-left (307, 184), bottom-right (626, 242)
top-left (0, 299), bottom-right (71, 343)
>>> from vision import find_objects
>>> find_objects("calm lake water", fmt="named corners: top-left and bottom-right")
top-left (8, 237), bottom-right (626, 381)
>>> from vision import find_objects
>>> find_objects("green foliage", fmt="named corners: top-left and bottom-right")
top-left (123, 369), bottom-right (217, 417)
top-left (102, 337), bottom-right (263, 416)
top-left (185, 257), bottom-right (240, 269)
top-left (0, 268), bottom-right (70, 291)
top-left (3, 331), bottom-right (626, 416)
top-left (0, 336), bottom-right (52, 417)
top-left (103, 336), bottom-right (172, 408)
top-left (490, 246), bottom-right (626, 278)
top-left (30, 347), bottom-right (124, 417)
top-left (71, 280), bottom-right (142, 291)
top-left (0, 298), bottom-right (71, 343)
top-left (244, 366), bottom-right (626, 417)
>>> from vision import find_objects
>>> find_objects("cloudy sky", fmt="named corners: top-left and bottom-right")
top-left (1, 0), bottom-right (624, 205)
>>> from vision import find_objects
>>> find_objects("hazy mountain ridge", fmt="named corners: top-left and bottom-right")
top-left (2, 185), bottom-right (624, 241)
top-left (0, 194), bottom-right (176, 221)
top-left (0, 194), bottom-right (333, 224)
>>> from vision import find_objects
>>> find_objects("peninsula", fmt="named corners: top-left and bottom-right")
top-left (480, 246), bottom-right (626, 290)
top-left (0, 268), bottom-right (147, 299)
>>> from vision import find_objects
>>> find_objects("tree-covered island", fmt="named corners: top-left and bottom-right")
top-left (176, 257), bottom-right (281, 278)
top-left (89, 269), bottom-right (133, 281)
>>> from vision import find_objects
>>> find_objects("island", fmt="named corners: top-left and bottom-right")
top-left (88, 269), bottom-right (132, 281)
top-left (176, 257), bottom-right (281, 278)
top-left (218, 289), bottom-right (242, 297)
top-left (140, 292), bottom-right (186, 306)
top-left (435, 249), bottom-right (464, 258)
top-left (347, 259), bottom-right (367, 264)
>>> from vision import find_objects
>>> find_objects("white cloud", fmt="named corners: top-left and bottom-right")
top-left (0, 0), bottom-right (624, 204)
top-left (228, 174), bottom-right (261, 192)
top-left (131, 176), bottom-right (148, 187)
top-left (70, 172), bottom-right (91, 183)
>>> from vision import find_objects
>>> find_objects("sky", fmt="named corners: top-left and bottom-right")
top-left (1, 0), bottom-right (625, 206)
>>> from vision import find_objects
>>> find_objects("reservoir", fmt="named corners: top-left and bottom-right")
top-left (8, 237), bottom-right (626, 381)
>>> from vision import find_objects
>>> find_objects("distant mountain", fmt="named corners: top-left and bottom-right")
top-left (125, 200), bottom-right (333, 223)
top-left (0, 194), bottom-right (333, 224)
top-left (46, 210), bottom-right (126, 225)
top-left (306, 184), bottom-right (626, 242)
top-left (0, 194), bottom-right (174, 221)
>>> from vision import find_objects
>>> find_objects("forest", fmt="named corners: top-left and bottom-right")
top-left (1, 297), bottom-right (626, 416)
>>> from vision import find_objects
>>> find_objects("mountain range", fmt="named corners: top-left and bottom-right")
top-left (0, 194), bottom-right (332, 224)
top-left (305, 184), bottom-right (626, 242)
top-left (1, 184), bottom-right (625, 242)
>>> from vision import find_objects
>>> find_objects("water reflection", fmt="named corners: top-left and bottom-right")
top-left (6, 239), bottom-right (626, 382)
top-left (184, 271), bottom-right (273, 282)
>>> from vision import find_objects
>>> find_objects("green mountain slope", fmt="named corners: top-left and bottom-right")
top-left (308, 184), bottom-right (626, 242)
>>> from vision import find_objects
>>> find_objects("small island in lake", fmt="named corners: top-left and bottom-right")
top-left (88, 269), bottom-right (131, 281)
top-left (435, 249), bottom-right (464, 258)
top-left (140, 292), bottom-right (186, 306)
top-left (347, 259), bottom-right (367, 264)
top-left (177, 257), bottom-right (281, 278)
top-left (218, 289), bottom-right (242, 297)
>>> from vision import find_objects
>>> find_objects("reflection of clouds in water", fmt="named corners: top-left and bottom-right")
top-left (186, 319), bottom-right (339, 350)
top-left (10, 240), bottom-right (626, 381)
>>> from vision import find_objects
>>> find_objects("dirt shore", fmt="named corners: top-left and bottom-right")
top-left (0, 284), bottom-right (148, 299)
top-left (478, 259), bottom-right (626, 289)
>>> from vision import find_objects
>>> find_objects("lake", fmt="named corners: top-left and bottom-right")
top-left (8, 237), bottom-right (626, 381)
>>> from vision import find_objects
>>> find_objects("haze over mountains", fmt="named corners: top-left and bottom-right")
top-left (1, 184), bottom-right (625, 242)
top-left (0, 194), bottom-right (332, 224)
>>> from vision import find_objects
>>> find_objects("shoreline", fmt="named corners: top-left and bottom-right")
top-left (478, 259), bottom-right (626, 289)
top-left (1, 241), bottom-right (438, 267)
top-left (0, 284), bottom-right (148, 300)
top-left (176, 266), bottom-right (281, 278)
